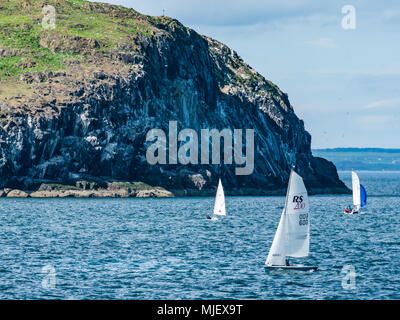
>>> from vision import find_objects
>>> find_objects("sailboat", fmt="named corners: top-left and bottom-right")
top-left (265, 170), bottom-right (317, 271)
top-left (206, 179), bottom-right (226, 221)
top-left (345, 171), bottom-right (367, 214)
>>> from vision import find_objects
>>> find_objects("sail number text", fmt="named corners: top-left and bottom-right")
top-left (293, 195), bottom-right (306, 210)
top-left (293, 195), bottom-right (308, 225)
top-left (299, 213), bottom-right (308, 225)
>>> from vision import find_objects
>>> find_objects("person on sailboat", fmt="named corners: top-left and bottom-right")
top-left (206, 213), bottom-right (212, 220)
top-left (285, 258), bottom-right (290, 266)
top-left (344, 205), bottom-right (352, 214)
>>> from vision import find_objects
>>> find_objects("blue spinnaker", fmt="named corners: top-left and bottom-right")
top-left (360, 184), bottom-right (367, 207)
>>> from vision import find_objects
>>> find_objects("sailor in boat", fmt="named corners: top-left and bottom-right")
top-left (344, 205), bottom-right (352, 214)
top-left (285, 258), bottom-right (290, 266)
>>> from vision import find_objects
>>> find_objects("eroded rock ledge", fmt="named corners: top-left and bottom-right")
top-left (0, 181), bottom-right (173, 198)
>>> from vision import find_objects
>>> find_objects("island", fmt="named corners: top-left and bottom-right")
top-left (0, 0), bottom-right (349, 197)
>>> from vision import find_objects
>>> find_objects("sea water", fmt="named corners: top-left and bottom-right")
top-left (0, 171), bottom-right (399, 299)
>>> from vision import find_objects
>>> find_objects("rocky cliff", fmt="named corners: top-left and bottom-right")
top-left (0, 0), bottom-right (349, 196)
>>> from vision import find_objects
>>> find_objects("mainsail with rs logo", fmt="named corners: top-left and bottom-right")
top-left (265, 170), bottom-right (316, 271)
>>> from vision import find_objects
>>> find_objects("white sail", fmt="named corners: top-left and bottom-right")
top-left (265, 170), bottom-right (310, 266)
top-left (213, 179), bottom-right (226, 216)
top-left (284, 171), bottom-right (309, 258)
top-left (265, 209), bottom-right (286, 266)
top-left (352, 171), bottom-right (361, 210)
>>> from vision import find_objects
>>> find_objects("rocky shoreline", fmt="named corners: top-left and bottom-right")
top-left (0, 181), bottom-right (173, 198)
top-left (0, 182), bottom-right (350, 198)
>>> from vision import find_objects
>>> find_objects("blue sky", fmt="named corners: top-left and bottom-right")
top-left (90, 0), bottom-right (400, 148)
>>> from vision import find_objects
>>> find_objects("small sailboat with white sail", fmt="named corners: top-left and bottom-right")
top-left (264, 170), bottom-right (317, 271)
top-left (344, 171), bottom-right (367, 214)
top-left (206, 179), bottom-right (226, 221)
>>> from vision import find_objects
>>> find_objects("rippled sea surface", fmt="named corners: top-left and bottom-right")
top-left (0, 171), bottom-right (399, 300)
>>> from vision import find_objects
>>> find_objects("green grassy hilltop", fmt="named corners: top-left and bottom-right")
top-left (0, 0), bottom-right (277, 100)
top-left (0, 0), bottom-right (159, 80)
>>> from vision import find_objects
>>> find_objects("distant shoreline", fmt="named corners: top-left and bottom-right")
top-left (313, 148), bottom-right (400, 171)
top-left (338, 170), bottom-right (400, 173)
top-left (313, 148), bottom-right (400, 153)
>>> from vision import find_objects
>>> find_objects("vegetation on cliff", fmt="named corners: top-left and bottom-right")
top-left (0, 0), bottom-right (277, 99)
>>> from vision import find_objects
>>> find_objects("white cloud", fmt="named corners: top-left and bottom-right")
top-left (364, 98), bottom-right (400, 109)
top-left (380, 9), bottom-right (400, 22)
top-left (357, 115), bottom-right (393, 125)
top-left (306, 37), bottom-right (336, 48)
top-left (306, 67), bottom-right (400, 78)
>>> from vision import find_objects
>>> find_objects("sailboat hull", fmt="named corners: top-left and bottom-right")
top-left (264, 265), bottom-right (318, 271)
top-left (344, 210), bottom-right (361, 215)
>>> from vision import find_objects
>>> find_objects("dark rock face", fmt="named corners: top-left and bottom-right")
top-left (0, 8), bottom-right (348, 195)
